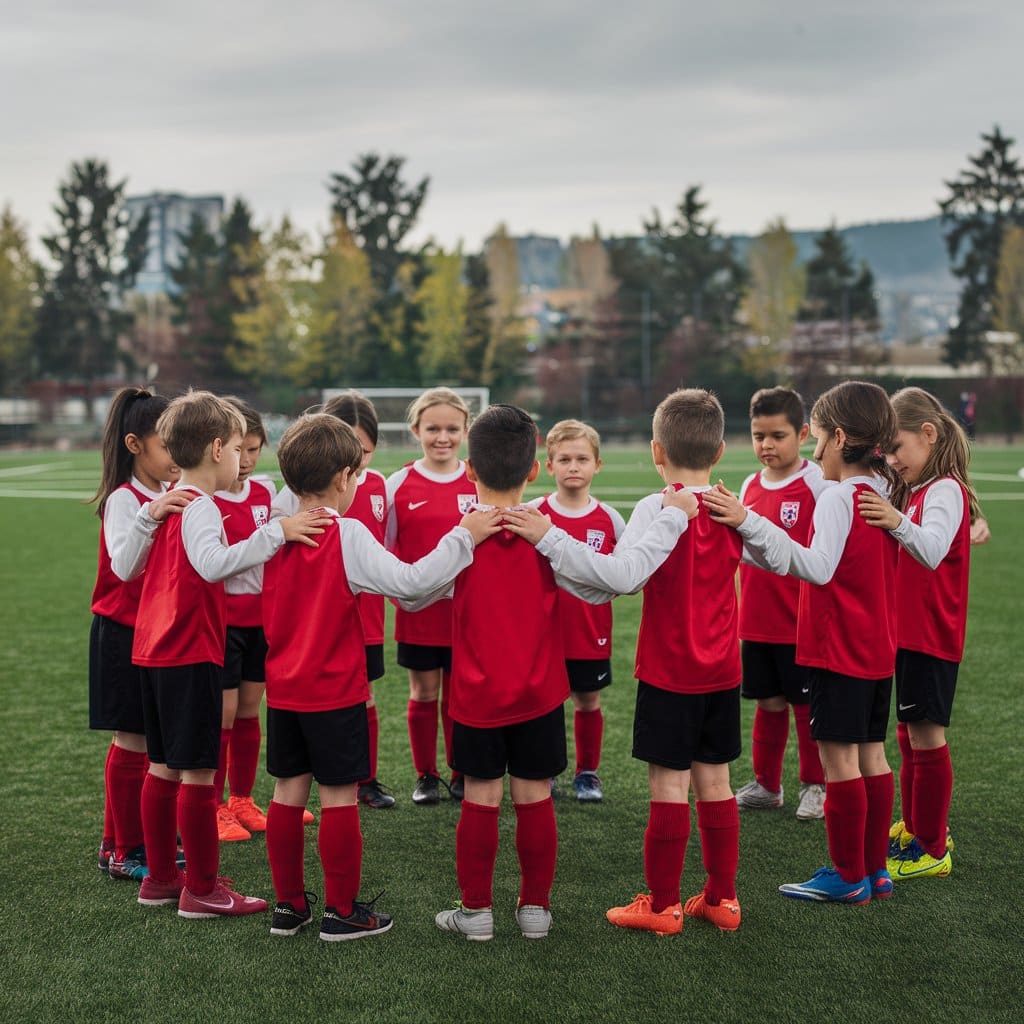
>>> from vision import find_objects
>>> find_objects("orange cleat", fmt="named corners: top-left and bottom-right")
top-left (227, 795), bottom-right (268, 832)
top-left (216, 803), bottom-right (251, 842)
top-left (606, 893), bottom-right (682, 935)
top-left (683, 892), bottom-right (741, 931)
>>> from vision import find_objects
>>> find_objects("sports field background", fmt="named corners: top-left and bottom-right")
top-left (1, 442), bottom-right (1022, 1023)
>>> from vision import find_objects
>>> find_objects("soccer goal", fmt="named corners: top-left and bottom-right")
top-left (320, 386), bottom-right (491, 448)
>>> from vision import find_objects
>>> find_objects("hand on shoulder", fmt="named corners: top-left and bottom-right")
top-left (501, 505), bottom-right (552, 545)
top-left (147, 489), bottom-right (197, 522)
top-left (701, 482), bottom-right (745, 526)
top-left (856, 490), bottom-right (901, 531)
top-left (280, 508), bottom-right (333, 548)
top-left (459, 507), bottom-right (504, 545)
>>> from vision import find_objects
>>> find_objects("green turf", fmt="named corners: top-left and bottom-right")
top-left (1, 445), bottom-right (1022, 1023)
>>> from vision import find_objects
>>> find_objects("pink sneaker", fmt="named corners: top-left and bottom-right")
top-left (178, 881), bottom-right (268, 918)
top-left (138, 871), bottom-right (185, 907)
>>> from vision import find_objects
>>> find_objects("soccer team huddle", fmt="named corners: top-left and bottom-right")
top-left (89, 378), bottom-right (980, 940)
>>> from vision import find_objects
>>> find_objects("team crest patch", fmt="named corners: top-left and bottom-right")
top-left (251, 505), bottom-right (269, 527)
top-left (371, 494), bottom-right (385, 522)
top-left (586, 529), bottom-right (606, 551)
top-left (779, 501), bottom-right (800, 529)
top-left (458, 493), bottom-right (477, 514)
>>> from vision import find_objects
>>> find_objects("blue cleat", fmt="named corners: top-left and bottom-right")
top-left (778, 867), bottom-right (870, 905)
top-left (870, 868), bottom-right (894, 898)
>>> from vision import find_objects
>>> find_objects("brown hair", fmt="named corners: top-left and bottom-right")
top-left (91, 386), bottom-right (171, 517)
top-left (653, 389), bottom-right (724, 470)
top-left (324, 390), bottom-right (379, 447)
top-left (810, 381), bottom-right (898, 488)
top-left (406, 387), bottom-right (471, 431)
top-left (888, 387), bottom-right (981, 523)
top-left (468, 404), bottom-right (538, 491)
top-left (157, 390), bottom-right (245, 470)
top-left (749, 386), bottom-right (806, 435)
top-left (277, 413), bottom-right (363, 496)
top-left (545, 419), bottom-right (601, 459)
top-left (222, 396), bottom-right (267, 446)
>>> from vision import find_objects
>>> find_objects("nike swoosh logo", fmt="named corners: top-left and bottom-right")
top-left (899, 703), bottom-right (916, 711)
top-left (597, 673), bottom-right (608, 681)
top-left (199, 892), bottom-right (237, 910)
top-left (801, 688), bottom-right (810, 694)
top-left (408, 501), bottom-right (428, 511)
top-left (222, 514), bottom-right (231, 522)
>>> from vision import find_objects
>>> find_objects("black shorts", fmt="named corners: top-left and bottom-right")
top-left (808, 669), bottom-right (891, 744)
top-left (451, 705), bottom-right (567, 781)
top-left (566, 659), bottom-right (612, 693)
top-left (397, 642), bottom-right (451, 673)
top-left (266, 704), bottom-right (370, 786)
top-left (741, 641), bottom-right (812, 704)
top-left (140, 663), bottom-right (223, 771)
top-left (632, 682), bottom-right (741, 771)
top-left (222, 626), bottom-right (268, 689)
top-left (365, 644), bottom-right (385, 683)
top-left (89, 615), bottom-right (145, 733)
top-left (895, 649), bottom-right (958, 727)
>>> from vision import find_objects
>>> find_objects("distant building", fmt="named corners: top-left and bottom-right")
top-left (125, 192), bottom-right (224, 294)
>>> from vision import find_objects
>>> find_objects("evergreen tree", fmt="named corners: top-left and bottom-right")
top-left (415, 248), bottom-right (468, 381)
top-left (940, 125), bottom-right (1024, 366)
top-left (0, 206), bottom-right (40, 394)
top-left (461, 252), bottom-right (493, 385)
top-left (800, 224), bottom-right (877, 323)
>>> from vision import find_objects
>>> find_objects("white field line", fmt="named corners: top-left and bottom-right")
top-left (0, 461), bottom-right (73, 478)
top-left (0, 488), bottom-right (94, 500)
top-left (969, 472), bottom-right (1024, 482)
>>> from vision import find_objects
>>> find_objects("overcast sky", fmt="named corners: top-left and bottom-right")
top-left (3, 0), bottom-right (1022, 252)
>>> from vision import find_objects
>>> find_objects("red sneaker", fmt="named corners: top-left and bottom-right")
top-left (683, 891), bottom-right (741, 931)
top-left (216, 803), bottom-right (252, 842)
top-left (178, 881), bottom-right (268, 918)
top-left (138, 871), bottom-right (185, 907)
top-left (227, 795), bottom-right (268, 832)
top-left (606, 893), bottom-right (682, 935)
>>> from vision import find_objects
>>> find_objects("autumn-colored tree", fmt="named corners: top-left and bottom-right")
top-left (992, 224), bottom-right (1024, 371)
top-left (415, 248), bottom-right (468, 381)
top-left (0, 206), bottom-right (40, 394)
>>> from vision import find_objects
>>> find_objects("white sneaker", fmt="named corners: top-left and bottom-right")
top-left (796, 783), bottom-right (826, 821)
top-left (435, 905), bottom-right (494, 941)
top-left (735, 780), bottom-right (784, 810)
top-left (516, 904), bottom-right (552, 939)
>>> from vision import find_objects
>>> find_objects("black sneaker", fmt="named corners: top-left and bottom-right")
top-left (449, 774), bottom-right (465, 802)
top-left (320, 894), bottom-right (394, 942)
top-left (108, 844), bottom-right (149, 881)
top-left (412, 774), bottom-right (441, 805)
top-left (271, 891), bottom-right (317, 936)
top-left (358, 779), bottom-right (396, 810)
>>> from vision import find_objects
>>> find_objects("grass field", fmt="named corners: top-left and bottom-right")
top-left (1, 442), bottom-right (1023, 1024)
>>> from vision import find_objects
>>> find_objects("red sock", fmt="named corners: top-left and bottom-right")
top-left (366, 704), bottom-right (380, 781)
top-left (214, 729), bottom-right (231, 805)
top-left (109, 746), bottom-right (148, 856)
top-left (793, 703), bottom-right (824, 785)
top-left (897, 722), bottom-right (915, 833)
top-left (697, 798), bottom-right (739, 904)
top-left (266, 801), bottom-right (307, 909)
top-left (751, 707), bottom-right (788, 793)
top-left (407, 699), bottom-right (438, 777)
top-left (644, 801), bottom-right (690, 913)
top-left (102, 743), bottom-right (116, 843)
top-left (514, 798), bottom-right (557, 909)
top-left (863, 771), bottom-right (895, 874)
top-left (456, 801), bottom-right (500, 910)
top-left (178, 783), bottom-right (219, 896)
top-left (228, 716), bottom-right (261, 799)
top-left (440, 673), bottom-right (454, 769)
top-left (912, 745), bottom-right (953, 859)
top-left (574, 708), bottom-right (604, 774)
top-left (319, 805), bottom-right (362, 916)
top-left (140, 773), bottom-right (180, 885)
top-left (824, 778), bottom-right (867, 883)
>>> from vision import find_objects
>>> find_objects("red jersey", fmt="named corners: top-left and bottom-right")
top-left (895, 477), bottom-right (971, 662)
top-left (536, 495), bottom-right (624, 659)
top-left (263, 517), bottom-right (369, 712)
top-left (345, 469), bottom-right (388, 645)
top-left (738, 461), bottom-right (828, 644)
top-left (91, 481), bottom-right (156, 627)
top-left (214, 476), bottom-right (275, 628)
top-left (386, 461), bottom-right (475, 646)
top-left (449, 531), bottom-right (570, 728)
top-left (635, 490), bottom-right (744, 694)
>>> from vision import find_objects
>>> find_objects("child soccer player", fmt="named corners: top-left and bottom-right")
top-left (533, 420), bottom-right (625, 802)
top-left (130, 391), bottom-right (326, 917)
top-left (262, 414), bottom-right (500, 940)
top-left (705, 381), bottom-right (900, 905)
top-left (858, 387), bottom-right (980, 881)
top-left (734, 388), bottom-right (828, 821)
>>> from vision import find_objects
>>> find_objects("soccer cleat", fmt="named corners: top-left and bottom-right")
top-left (108, 845), bottom-right (149, 882)
top-left (138, 871), bottom-right (186, 907)
top-left (178, 881), bottom-right (268, 918)
top-left (98, 838), bottom-right (115, 872)
top-left (778, 867), bottom-right (870, 905)
top-left (870, 869), bottom-right (894, 898)
top-left (412, 774), bottom-right (441, 806)
top-left (796, 783), bottom-right (826, 821)
top-left (573, 770), bottom-right (604, 803)
top-left (888, 819), bottom-right (954, 857)
top-left (606, 893), bottom-right (682, 935)
top-left (683, 892), bottom-right (741, 931)
top-left (302, 809), bottom-right (315, 825)
top-left (358, 779), bottom-right (396, 810)
top-left (449, 774), bottom-right (465, 802)
top-left (320, 894), bottom-right (394, 941)
top-left (176, 836), bottom-right (186, 870)
top-left (227, 795), bottom-right (268, 832)
top-left (888, 839), bottom-right (952, 881)
top-left (735, 780), bottom-right (784, 810)
top-left (516, 904), bottom-right (552, 939)
top-left (435, 904), bottom-right (494, 941)
top-left (271, 892), bottom-right (318, 937)
top-left (216, 803), bottom-right (251, 842)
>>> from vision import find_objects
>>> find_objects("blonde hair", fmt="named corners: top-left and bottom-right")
top-left (888, 387), bottom-right (981, 523)
top-left (545, 419), bottom-right (601, 459)
top-left (653, 389), bottom-right (724, 470)
top-left (406, 387), bottom-right (471, 431)
top-left (157, 391), bottom-right (245, 470)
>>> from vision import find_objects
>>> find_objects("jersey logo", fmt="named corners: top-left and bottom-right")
top-left (371, 495), bottom-right (386, 522)
top-left (597, 638), bottom-right (608, 647)
top-left (408, 500), bottom-right (428, 511)
top-left (458, 493), bottom-right (477, 514)
top-left (586, 529), bottom-right (606, 551)
top-left (907, 504), bottom-right (918, 520)
top-left (251, 505), bottom-right (269, 528)
top-left (779, 501), bottom-right (800, 529)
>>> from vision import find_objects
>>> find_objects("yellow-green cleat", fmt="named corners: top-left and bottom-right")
top-left (888, 838), bottom-right (952, 881)
top-left (887, 819), bottom-right (954, 858)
